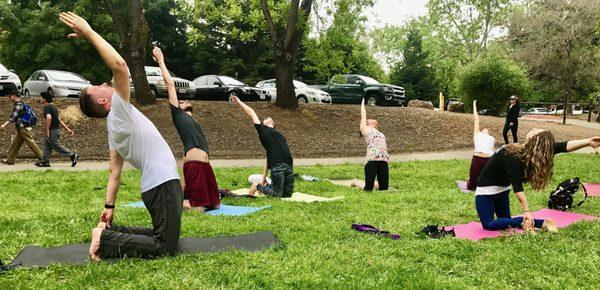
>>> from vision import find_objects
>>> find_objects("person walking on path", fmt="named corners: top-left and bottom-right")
top-left (0, 89), bottom-right (43, 165)
top-left (36, 92), bottom-right (79, 167)
top-left (503, 95), bottom-right (520, 144)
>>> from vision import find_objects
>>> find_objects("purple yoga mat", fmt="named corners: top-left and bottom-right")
top-left (456, 180), bottom-right (473, 193)
top-left (449, 209), bottom-right (597, 241)
top-left (583, 183), bottom-right (600, 197)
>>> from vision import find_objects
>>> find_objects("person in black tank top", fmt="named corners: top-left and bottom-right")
top-left (153, 47), bottom-right (220, 212)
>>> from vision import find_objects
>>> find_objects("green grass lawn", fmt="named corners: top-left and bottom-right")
top-left (1, 154), bottom-right (600, 289)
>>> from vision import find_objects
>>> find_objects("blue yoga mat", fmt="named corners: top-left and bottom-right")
top-left (124, 201), bottom-right (271, 216)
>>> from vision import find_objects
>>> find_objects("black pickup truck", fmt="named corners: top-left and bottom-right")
top-left (312, 74), bottom-right (405, 106)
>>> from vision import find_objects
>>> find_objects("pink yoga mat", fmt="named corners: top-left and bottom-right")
top-left (456, 180), bottom-right (473, 193)
top-left (450, 209), bottom-right (597, 241)
top-left (583, 183), bottom-right (600, 197)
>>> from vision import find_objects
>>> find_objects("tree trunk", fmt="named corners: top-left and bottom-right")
top-left (105, 0), bottom-right (154, 105)
top-left (274, 53), bottom-right (298, 109)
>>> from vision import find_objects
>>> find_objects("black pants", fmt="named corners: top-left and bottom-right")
top-left (503, 122), bottom-right (518, 144)
top-left (99, 179), bottom-right (183, 259)
top-left (364, 161), bottom-right (389, 191)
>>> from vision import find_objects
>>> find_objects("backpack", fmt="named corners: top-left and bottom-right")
top-left (19, 103), bottom-right (38, 126)
top-left (548, 177), bottom-right (587, 211)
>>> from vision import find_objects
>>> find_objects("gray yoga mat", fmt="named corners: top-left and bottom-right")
top-left (9, 231), bottom-right (281, 268)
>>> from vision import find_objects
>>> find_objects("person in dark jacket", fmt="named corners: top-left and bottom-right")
top-left (503, 95), bottom-right (520, 144)
top-left (475, 128), bottom-right (600, 232)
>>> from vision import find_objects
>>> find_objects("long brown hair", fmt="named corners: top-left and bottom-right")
top-left (505, 131), bottom-right (555, 191)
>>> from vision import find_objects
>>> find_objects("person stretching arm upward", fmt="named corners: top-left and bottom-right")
top-left (232, 96), bottom-right (295, 198)
top-left (465, 100), bottom-right (495, 190)
top-left (61, 12), bottom-right (182, 261)
top-left (153, 46), bottom-right (220, 212)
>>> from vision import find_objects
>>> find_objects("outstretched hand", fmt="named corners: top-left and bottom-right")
top-left (152, 46), bottom-right (164, 63)
top-left (59, 12), bottom-right (93, 39)
top-left (230, 95), bottom-right (240, 104)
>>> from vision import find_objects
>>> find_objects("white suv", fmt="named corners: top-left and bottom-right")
top-left (141, 66), bottom-right (195, 99)
top-left (0, 63), bottom-right (22, 96)
top-left (256, 79), bottom-right (331, 104)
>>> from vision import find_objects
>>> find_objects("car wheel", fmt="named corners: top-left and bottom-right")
top-left (24, 89), bottom-right (31, 98)
top-left (47, 88), bottom-right (55, 98)
top-left (150, 86), bottom-right (159, 98)
top-left (367, 95), bottom-right (378, 107)
top-left (297, 95), bottom-right (308, 104)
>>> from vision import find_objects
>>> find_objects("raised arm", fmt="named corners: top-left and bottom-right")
top-left (359, 98), bottom-right (369, 136)
top-left (565, 137), bottom-right (600, 152)
top-left (231, 95), bottom-right (260, 125)
top-left (100, 150), bottom-right (125, 226)
top-left (473, 100), bottom-right (480, 136)
top-left (59, 12), bottom-right (130, 102)
top-left (152, 47), bottom-right (178, 107)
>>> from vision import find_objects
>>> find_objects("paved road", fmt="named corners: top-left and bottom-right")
top-left (523, 116), bottom-right (600, 130)
top-left (0, 148), bottom-right (596, 172)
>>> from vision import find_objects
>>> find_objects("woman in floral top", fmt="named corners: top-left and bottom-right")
top-left (351, 99), bottom-right (389, 191)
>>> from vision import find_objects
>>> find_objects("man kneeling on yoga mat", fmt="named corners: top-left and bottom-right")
top-left (60, 12), bottom-right (182, 261)
top-left (152, 47), bottom-right (220, 212)
top-left (232, 96), bottom-right (295, 198)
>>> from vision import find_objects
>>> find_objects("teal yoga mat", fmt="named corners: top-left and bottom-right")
top-left (124, 201), bottom-right (271, 216)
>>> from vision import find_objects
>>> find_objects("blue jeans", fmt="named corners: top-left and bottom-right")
top-left (475, 190), bottom-right (544, 231)
top-left (257, 163), bottom-right (294, 198)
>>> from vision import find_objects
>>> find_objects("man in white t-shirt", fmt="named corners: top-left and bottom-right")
top-left (60, 12), bottom-right (182, 261)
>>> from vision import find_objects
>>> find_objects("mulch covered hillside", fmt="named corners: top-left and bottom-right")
top-left (0, 98), bottom-right (598, 162)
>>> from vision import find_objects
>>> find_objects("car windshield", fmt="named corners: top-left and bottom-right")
top-left (219, 76), bottom-right (244, 86)
top-left (293, 80), bottom-right (308, 88)
top-left (145, 67), bottom-right (177, 77)
top-left (48, 71), bottom-right (87, 82)
top-left (358, 76), bottom-right (380, 85)
top-left (0, 64), bottom-right (8, 73)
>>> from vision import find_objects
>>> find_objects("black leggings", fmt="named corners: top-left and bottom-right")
top-left (364, 161), bottom-right (389, 191)
top-left (503, 122), bottom-right (518, 144)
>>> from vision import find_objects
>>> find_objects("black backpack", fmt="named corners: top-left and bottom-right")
top-left (548, 177), bottom-right (587, 211)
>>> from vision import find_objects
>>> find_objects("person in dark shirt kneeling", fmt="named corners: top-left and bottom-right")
top-left (232, 95), bottom-right (294, 198)
top-left (475, 128), bottom-right (600, 232)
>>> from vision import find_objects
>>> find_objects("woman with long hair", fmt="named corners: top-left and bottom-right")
top-left (475, 128), bottom-right (600, 232)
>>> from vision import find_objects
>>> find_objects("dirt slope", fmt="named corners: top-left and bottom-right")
top-left (0, 98), bottom-right (598, 162)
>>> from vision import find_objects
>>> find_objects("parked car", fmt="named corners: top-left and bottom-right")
top-left (550, 104), bottom-right (584, 115)
top-left (136, 66), bottom-right (195, 99)
top-left (445, 98), bottom-right (463, 111)
top-left (255, 79), bottom-right (331, 104)
top-left (520, 107), bottom-right (550, 116)
top-left (0, 63), bottom-right (21, 96)
top-left (193, 75), bottom-right (262, 101)
top-left (312, 74), bottom-right (405, 106)
top-left (24, 70), bottom-right (90, 98)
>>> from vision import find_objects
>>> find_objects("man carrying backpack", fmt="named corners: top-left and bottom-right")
top-left (0, 89), bottom-right (43, 165)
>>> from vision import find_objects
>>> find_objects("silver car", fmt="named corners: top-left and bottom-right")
top-left (23, 70), bottom-right (90, 98)
top-left (0, 63), bottom-right (22, 96)
top-left (140, 66), bottom-right (195, 99)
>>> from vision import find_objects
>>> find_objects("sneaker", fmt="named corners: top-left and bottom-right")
top-left (35, 161), bottom-right (50, 167)
top-left (71, 153), bottom-right (79, 167)
top-left (541, 219), bottom-right (558, 233)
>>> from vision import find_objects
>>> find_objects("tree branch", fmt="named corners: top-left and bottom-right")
top-left (260, 0), bottom-right (280, 48)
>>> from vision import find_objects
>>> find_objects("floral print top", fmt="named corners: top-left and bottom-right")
top-left (364, 128), bottom-right (389, 162)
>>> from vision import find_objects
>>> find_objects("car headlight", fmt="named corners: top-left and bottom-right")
top-left (306, 90), bottom-right (316, 95)
top-left (52, 84), bottom-right (68, 89)
top-left (157, 80), bottom-right (165, 86)
top-left (384, 86), bottom-right (393, 92)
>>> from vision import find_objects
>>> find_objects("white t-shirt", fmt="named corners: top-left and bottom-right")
top-left (475, 185), bottom-right (511, 196)
top-left (107, 93), bottom-right (179, 192)
top-left (473, 132), bottom-right (495, 156)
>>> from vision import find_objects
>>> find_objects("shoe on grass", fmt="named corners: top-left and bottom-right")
top-left (541, 219), bottom-right (558, 233)
top-left (71, 153), bottom-right (79, 167)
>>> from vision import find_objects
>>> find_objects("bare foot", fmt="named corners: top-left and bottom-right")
top-left (542, 219), bottom-right (558, 233)
top-left (522, 215), bottom-right (535, 233)
top-left (89, 227), bottom-right (103, 262)
top-left (248, 182), bottom-right (259, 196)
top-left (191, 207), bottom-right (205, 213)
top-left (183, 199), bottom-right (192, 210)
top-left (96, 221), bottom-right (107, 229)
